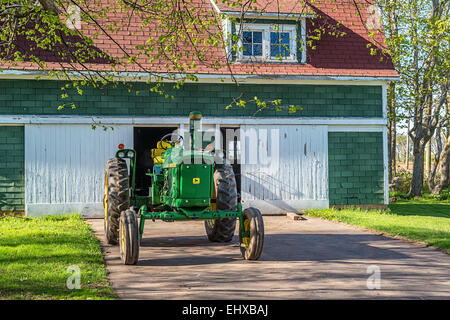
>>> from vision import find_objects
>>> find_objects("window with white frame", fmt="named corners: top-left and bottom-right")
top-left (235, 21), bottom-right (306, 63)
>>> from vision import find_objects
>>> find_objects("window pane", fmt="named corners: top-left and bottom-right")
top-left (243, 43), bottom-right (252, 56)
top-left (280, 32), bottom-right (290, 45)
top-left (270, 32), bottom-right (279, 44)
top-left (253, 44), bottom-right (262, 56)
top-left (280, 44), bottom-right (290, 57)
top-left (253, 31), bottom-right (262, 43)
top-left (270, 44), bottom-right (280, 57)
top-left (243, 31), bottom-right (252, 43)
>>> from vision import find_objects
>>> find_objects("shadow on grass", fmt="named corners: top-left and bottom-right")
top-left (388, 202), bottom-right (450, 218)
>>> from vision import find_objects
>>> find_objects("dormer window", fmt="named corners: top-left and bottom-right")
top-left (233, 21), bottom-right (306, 63)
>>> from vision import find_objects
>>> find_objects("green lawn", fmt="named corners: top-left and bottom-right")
top-left (305, 198), bottom-right (450, 253)
top-left (0, 214), bottom-right (115, 300)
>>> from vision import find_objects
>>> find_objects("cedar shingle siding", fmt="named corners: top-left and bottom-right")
top-left (0, 80), bottom-right (382, 118)
top-left (0, 126), bottom-right (25, 211)
top-left (328, 132), bottom-right (384, 205)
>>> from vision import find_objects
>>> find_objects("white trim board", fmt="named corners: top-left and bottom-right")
top-left (0, 115), bottom-right (388, 126)
top-left (209, 0), bottom-right (315, 19)
top-left (26, 203), bottom-right (103, 218)
top-left (382, 82), bottom-right (388, 119)
top-left (328, 125), bottom-right (385, 132)
top-left (27, 200), bottom-right (328, 217)
top-left (0, 69), bottom-right (399, 83)
top-left (241, 200), bottom-right (329, 214)
top-left (383, 126), bottom-right (389, 205)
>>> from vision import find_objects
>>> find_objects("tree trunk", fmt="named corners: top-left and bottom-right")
top-left (432, 135), bottom-right (450, 194)
top-left (428, 128), bottom-right (443, 191)
top-left (406, 116), bottom-right (410, 169)
top-left (409, 140), bottom-right (426, 196)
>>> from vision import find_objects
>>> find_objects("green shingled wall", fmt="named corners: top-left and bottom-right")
top-left (0, 126), bottom-right (25, 211)
top-left (328, 132), bottom-right (385, 205)
top-left (0, 80), bottom-right (382, 118)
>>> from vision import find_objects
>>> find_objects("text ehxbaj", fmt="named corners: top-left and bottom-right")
top-left (182, 304), bottom-right (269, 317)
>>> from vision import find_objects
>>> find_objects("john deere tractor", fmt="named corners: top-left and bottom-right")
top-left (103, 112), bottom-right (264, 264)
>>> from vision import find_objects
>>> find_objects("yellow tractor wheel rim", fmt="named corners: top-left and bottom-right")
top-left (121, 222), bottom-right (125, 251)
top-left (242, 219), bottom-right (250, 248)
top-left (104, 173), bottom-right (109, 230)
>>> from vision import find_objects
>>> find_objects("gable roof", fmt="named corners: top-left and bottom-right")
top-left (0, 0), bottom-right (398, 80)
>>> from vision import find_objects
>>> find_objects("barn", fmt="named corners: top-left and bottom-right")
top-left (0, 0), bottom-right (398, 216)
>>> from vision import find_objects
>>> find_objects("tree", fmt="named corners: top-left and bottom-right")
top-left (376, 0), bottom-right (449, 196)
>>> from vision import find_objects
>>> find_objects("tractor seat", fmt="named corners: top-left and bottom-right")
top-left (153, 156), bottom-right (164, 165)
top-left (151, 148), bottom-right (165, 158)
top-left (157, 140), bottom-right (172, 149)
top-left (151, 140), bottom-right (173, 165)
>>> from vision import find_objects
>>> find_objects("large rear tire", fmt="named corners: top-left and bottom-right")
top-left (119, 208), bottom-right (140, 265)
top-left (103, 157), bottom-right (130, 245)
top-left (205, 163), bottom-right (237, 242)
top-left (239, 207), bottom-right (264, 260)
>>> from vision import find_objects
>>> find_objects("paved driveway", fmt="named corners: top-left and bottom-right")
top-left (87, 216), bottom-right (450, 299)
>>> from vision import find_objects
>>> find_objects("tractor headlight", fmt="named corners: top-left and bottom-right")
top-left (127, 151), bottom-right (134, 158)
top-left (117, 151), bottom-right (125, 158)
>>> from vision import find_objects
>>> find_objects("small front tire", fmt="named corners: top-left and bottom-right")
top-left (119, 209), bottom-right (140, 265)
top-left (239, 207), bottom-right (264, 260)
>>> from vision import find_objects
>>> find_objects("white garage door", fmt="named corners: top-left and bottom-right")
top-left (25, 124), bottom-right (133, 217)
top-left (240, 125), bottom-right (328, 214)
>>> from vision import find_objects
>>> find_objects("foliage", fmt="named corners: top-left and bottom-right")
top-left (392, 169), bottom-right (432, 194)
top-left (0, 214), bottom-right (115, 299)
top-left (389, 190), bottom-right (412, 200)
top-left (423, 187), bottom-right (450, 201)
top-left (375, 0), bottom-right (449, 196)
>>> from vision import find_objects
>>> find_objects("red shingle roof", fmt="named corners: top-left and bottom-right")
top-left (1, 0), bottom-right (398, 79)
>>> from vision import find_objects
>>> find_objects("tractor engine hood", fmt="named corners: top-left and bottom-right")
top-left (162, 148), bottom-right (214, 168)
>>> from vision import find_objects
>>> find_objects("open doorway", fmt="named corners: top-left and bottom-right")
top-left (220, 127), bottom-right (242, 202)
top-left (133, 126), bottom-right (178, 196)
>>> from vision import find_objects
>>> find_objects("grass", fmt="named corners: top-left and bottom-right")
top-left (305, 198), bottom-right (450, 253)
top-left (0, 214), bottom-right (115, 300)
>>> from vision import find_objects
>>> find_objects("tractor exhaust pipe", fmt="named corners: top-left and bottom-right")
top-left (189, 111), bottom-right (202, 151)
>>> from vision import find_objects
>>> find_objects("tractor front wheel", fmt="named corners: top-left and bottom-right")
top-left (205, 163), bottom-right (237, 242)
top-left (119, 209), bottom-right (140, 265)
top-left (239, 207), bottom-right (264, 260)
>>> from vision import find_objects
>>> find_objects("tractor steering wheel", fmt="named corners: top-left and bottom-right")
top-left (160, 132), bottom-right (183, 150)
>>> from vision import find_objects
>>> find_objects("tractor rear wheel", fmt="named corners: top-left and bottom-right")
top-left (239, 207), bottom-right (264, 260)
top-left (205, 163), bottom-right (237, 242)
top-left (103, 158), bottom-right (130, 245)
top-left (119, 208), bottom-right (140, 265)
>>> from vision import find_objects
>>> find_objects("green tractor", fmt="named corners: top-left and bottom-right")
top-left (103, 112), bottom-right (264, 264)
